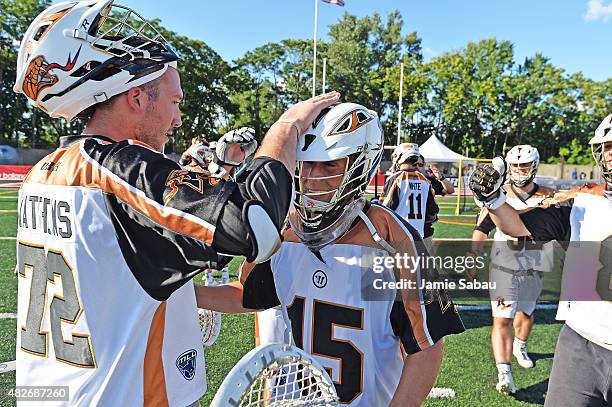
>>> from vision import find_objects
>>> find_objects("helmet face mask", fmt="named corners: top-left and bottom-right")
top-left (505, 145), bottom-right (540, 188)
top-left (509, 162), bottom-right (535, 187)
top-left (14, 0), bottom-right (178, 120)
top-left (295, 155), bottom-right (368, 232)
top-left (591, 115), bottom-right (612, 191)
top-left (591, 142), bottom-right (612, 185)
top-left (292, 103), bottom-right (383, 249)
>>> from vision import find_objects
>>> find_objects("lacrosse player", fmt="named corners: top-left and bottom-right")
top-left (468, 116), bottom-right (612, 406)
top-left (382, 143), bottom-right (442, 252)
top-left (471, 145), bottom-right (556, 394)
top-left (13, 1), bottom-right (339, 404)
top-left (197, 103), bottom-right (464, 406)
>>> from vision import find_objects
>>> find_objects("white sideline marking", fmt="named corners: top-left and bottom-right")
top-left (0, 210), bottom-right (16, 213)
top-left (0, 237), bottom-right (16, 240)
top-left (0, 313), bottom-right (17, 319)
top-left (456, 304), bottom-right (558, 311)
top-left (428, 387), bottom-right (455, 398)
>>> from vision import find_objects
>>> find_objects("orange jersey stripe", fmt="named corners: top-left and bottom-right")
top-left (143, 302), bottom-right (169, 407)
top-left (24, 141), bottom-right (215, 244)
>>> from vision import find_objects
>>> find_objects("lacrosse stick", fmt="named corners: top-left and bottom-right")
top-left (210, 343), bottom-right (338, 407)
top-left (198, 267), bottom-right (229, 347)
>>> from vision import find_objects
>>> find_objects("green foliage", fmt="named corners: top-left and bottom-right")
top-left (154, 22), bottom-right (235, 153)
top-left (551, 138), bottom-right (595, 165)
top-left (0, 0), bottom-right (53, 148)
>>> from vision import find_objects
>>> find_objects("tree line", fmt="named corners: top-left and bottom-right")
top-left (1, 0), bottom-right (611, 163)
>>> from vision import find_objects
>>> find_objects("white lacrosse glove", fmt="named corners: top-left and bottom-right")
top-left (468, 157), bottom-right (508, 210)
top-left (216, 127), bottom-right (258, 166)
top-left (182, 144), bottom-right (213, 168)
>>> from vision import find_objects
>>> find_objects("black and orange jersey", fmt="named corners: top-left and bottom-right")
top-left (16, 134), bottom-right (290, 405)
top-left (22, 135), bottom-right (258, 299)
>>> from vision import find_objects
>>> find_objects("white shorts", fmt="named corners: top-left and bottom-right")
top-left (489, 264), bottom-right (543, 319)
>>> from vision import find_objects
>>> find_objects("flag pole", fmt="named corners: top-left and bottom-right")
top-left (312, 0), bottom-right (318, 97)
top-left (322, 58), bottom-right (327, 94)
top-left (397, 62), bottom-right (404, 146)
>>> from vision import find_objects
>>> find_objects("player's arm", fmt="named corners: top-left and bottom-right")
top-left (390, 339), bottom-right (444, 407)
top-left (194, 282), bottom-right (250, 313)
top-left (486, 204), bottom-right (531, 237)
top-left (468, 158), bottom-right (571, 241)
top-left (388, 216), bottom-right (464, 387)
top-left (429, 177), bottom-right (446, 196)
top-left (471, 208), bottom-right (494, 254)
top-left (194, 258), bottom-right (281, 312)
top-left (441, 178), bottom-right (454, 194)
top-left (430, 165), bottom-right (454, 195)
top-left (382, 175), bottom-right (400, 210)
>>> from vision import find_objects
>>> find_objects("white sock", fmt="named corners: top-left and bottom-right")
top-left (514, 337), bottom-right (527, 350)
top-left (496, 363), bottom-right (512, 374)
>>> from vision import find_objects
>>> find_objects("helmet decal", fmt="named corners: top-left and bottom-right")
top-left (329, 110), bottom-right (374, 137)
top-left (22, 46), bottom-right (81, 101)
top-left (302, 134), bottom-right (317, 151)
top-left (34, 5), bottom-right (76, 43)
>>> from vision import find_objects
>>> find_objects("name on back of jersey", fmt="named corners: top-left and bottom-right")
top-left (18, 193), bottom-right (73, 239)
top-left (408, 181), bottom-right (422, 190)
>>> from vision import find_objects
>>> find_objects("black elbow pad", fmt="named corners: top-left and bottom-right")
top-left (239, 157), bottom-right (293, 262)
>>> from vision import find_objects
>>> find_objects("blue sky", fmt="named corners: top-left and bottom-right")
top-left (58, 0), bottom-right (612, 81)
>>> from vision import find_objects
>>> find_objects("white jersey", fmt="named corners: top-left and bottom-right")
top-left (15, 135), bottom-right (235, 406)
top-left (521, 184), bottom-right (612, 349)
top-left (488, 184), bottom-right (556, 272)
top-left (383, 171), bottom-right (432, 237)
top-left (243, 205), bottom-right (464, 406)
top-left (558, 191), bottom-right (612, 348)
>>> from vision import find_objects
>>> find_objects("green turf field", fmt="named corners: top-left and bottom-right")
top-left (0, 189), bottom-right (563, 406)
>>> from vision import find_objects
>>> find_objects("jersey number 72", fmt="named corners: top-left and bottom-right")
top-left (17, 242), bottom-right (96, 368)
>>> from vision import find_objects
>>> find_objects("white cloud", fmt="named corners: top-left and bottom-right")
top-left (585, 0), bottom-right (612, 22)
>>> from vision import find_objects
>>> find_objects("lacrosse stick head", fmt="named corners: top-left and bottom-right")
top-left (197, 268), bottom-right (229, 347)
top-left (210, 343), bottom-right (338, 407)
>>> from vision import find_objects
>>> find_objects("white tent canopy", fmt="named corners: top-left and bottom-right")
top-left (418, 135), bottom-right (473, 163)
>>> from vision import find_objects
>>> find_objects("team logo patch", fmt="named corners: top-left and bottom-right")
top-left (164, 169), bottom-right (210, 205)
top-left (22, 46), bottom-right (81, 101)
top-left (176, 349), bottom-right (197, 380)
top-left (312, 270), bottom-right (328, 288)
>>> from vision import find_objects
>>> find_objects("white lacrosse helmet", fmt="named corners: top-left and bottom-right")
top-left (505, 145), bottom-right (540, 187)
top-left (290, 103), bottom-right (383, 249)
top-left (13, 0), bottom-right (178, 120)
top-left (391, 143), bottom-right (420, 170)
top-left (591, 114), bottom-right (612, 189)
